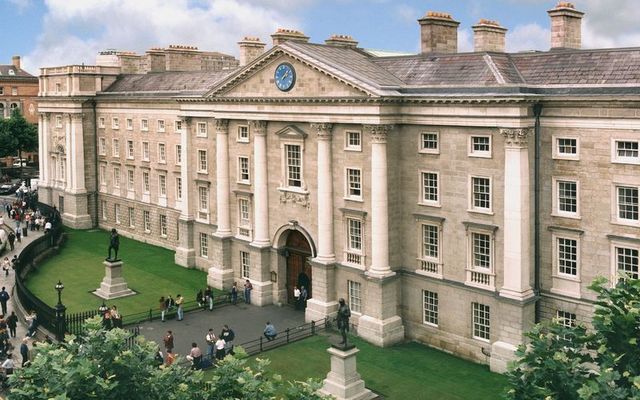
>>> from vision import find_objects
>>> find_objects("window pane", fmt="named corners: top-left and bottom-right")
top-left (558, 238), bottom-right (578, 275)
top-left (422, 224), bottom-right (438, 259)
top-left (617, 186), bottom-right (639, 220)
top-left (472, 177), bottom-right (491, 209)
top-left (472, 233), bottom-right (491, 269)
top-left (422, 172), bottom-right (438, 203)
top-left (423, 290), bottom-right (438, 326)
top-left (473, 303), bottom-right (490, 340)
top-left (558, 138), bottom-right (577, 154)
top-left (558, 181), bottom-right (577, 213)
top-left (617, 247), bottom-right (639, 279)
top-left (285, 144), bottom-right (302, 187)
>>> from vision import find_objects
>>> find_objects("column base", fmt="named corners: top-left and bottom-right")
top-left (251, 280), bottom-right (274, 306)
top-left (490, 341), bottom-right (518, 373)
top-left (250, 239), bottom-right (271, 249)
top-left (305, 299), bottom-right (339, 323)
top-left (499, 287), bottom-right (535, 302)
top-left (364, 270), bottom-right (396, 280)
top-left (319, 346), bottom-right (376, 400)
top-left (356, 315), bottom-right (404, 347)
top-left (207, 266), bottom-right (234, 290)
top-left (62, 213), bottom-right (92, 229)
top-left (174, 247), bottom-right (196, 268)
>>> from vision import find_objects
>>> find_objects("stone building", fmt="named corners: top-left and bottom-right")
top-left (37, 2), bottom-right (640, 372)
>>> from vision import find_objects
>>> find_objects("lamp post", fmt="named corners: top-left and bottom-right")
top-left (98, 302), bottom-right (108, 314)
top-left (54, 280), bottom-right (66, 341)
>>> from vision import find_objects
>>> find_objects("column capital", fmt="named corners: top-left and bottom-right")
top-left (38, 112), bottom-right (50, 119)
top-left (310, 123), bottom-right (334, 140)
top-left (364, 124), bottom-right (393, 144)
top-left (70, 113), bottom-right (84, 122)
top-left (500, 127), bottom-right (533, 148)
top-left (249, 120), bottom-right (267, 136)
top-left (214, 118), bottom-right (229, 134)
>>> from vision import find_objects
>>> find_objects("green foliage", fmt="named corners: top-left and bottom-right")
top-left (8, 317), bottom-right (330, 400)
top-left (506, 277), bottom-right (640, 400)
top-left (0, 108), bottom-right (38, 158)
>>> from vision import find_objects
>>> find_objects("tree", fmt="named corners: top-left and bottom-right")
top-left (506, 277), bottom-right (640, 400)
top-left (0, 108), bottom-right (38, 179)
top-left (8, 317), bottom-right (329, 400)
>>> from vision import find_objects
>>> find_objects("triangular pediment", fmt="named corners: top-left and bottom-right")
top-left (205, 48), bottom-right (375, 99)
top-left (274, 125), bottom-right (307, 139)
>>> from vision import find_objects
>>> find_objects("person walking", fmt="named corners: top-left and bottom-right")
top-left (205, 328), bottom-right (216, 360)
top-left (204, 287), bottom-right (213, 311)
top-left (299, 286), bottom-right (308, 310)
top-left (175, 294), bottom-right (184, 321)
top-left (220, 324), bottom-right (235, 355)
top-left (19, 338), bottom-right (28, 367)
top-left (7, 312), bottom-right (17, 338)
top-left (163, 330), bottom-right (174, 353)
top-left (230, 283), bottom-right (238, 305)
top-left (7, 232), bottom-right (14, 251)
top-left (243, 280), bottom-right (252, 304)
top-left (263, 321), bottom-right (277, 341)
top-left (159, 296), bottom-right (167, 322)
top-left (0, 287), bottom-right (9, 316)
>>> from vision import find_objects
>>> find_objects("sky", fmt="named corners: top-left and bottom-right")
top-left (1, 0), bottom-right (640, 74)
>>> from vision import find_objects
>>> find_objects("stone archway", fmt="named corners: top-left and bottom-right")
top-left (284, 230), bottom-right (313, 307)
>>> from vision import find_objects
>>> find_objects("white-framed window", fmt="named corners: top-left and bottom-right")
top-left (126, 118), bottom-right (133, 130)
top-left (345, 131), bottom-right (361, 151)
top-left (126, 140), bottom-right (134, 159)
top-left (158, 143), bottom-right (166, 163)
top-left (420, 171), bottom-right (439, 206)
top-left (113, 167), bottom-right (120, 188)
top-left (114, 203), bottom-right (121, 224)
top-left (238, 197), bottom-right (252, 238)
top-left (345, 168), bottom-right (362, 200)
top-left (553, 178), bottom-right (579, 218)
top-left (420, 223), bottom-right (440, 273)
top-left (112, 139), bottom-right (120, 157)
top-left (142, 141), bottom-right (150, 161)
top-left (472, 303), bottom-right (490, 341)
top-left (141, 119), bottom-right (149, 131)
top-left (159, 174), bottom-right (167, 197)
top-left (238, 157), bottom-right (250, 183)
top-left (174, 120), bottom-right (183, 133)
top-left (420, 132), bottom-right (439, 154)
top-left (127, 169), bottom-right (135, 191)
top-left (198, 186), bottom-right (209, 212)
top-left (344, 217), bottom-right (364, 266)
top-left (101, 200), bottom-right (107, 220)
top-left (112, 117), bottom-right (119, 130)
top-left (55, 115), bottom-right (63, 128)
top-left (143, 210), bottom-right (151, 233)
top-left (197, 122), bottom-right (207, 137)
top-left (615, 185), bottom-right (639, 224)
top-left (98, 117), bottom-right (105, 128)
top-left (175, 145), bottom-right (182, 165)
top-left (237, 125), bottom-right (249, 143)
top-left (159, 214), bottom-right (167, 237)
top-left (557, 237), bottom-right (578, 276)
top-left (55, 82), bottom-right (61, 92)
top-left (613, 244), bottom-right (639, 281)
top-left (128, 207), bottom-right (135, 228)
top-left (199, 232), bottom-right (208, 258)
top-left (157, 119), bottom-right (165, 132)
top-left (348, 280), bottom-right (362, 313)
top-left (175, 177), bottom-right (182, 200)
top-left (11, 87), bottom-right (17, 96)
top-left (612, 139), bottom-right (639, 164)
top-left (470, 176), bottom-right (491, 213)
top-left (556, 310), bottom-right (577, 328)
top-left (423, 290), bottom-right (438, 326)
top-left (240, 251), bottom-right (250, 278)
top-left (472, 232), bottom-right (491, 270)
top-left (142, 171), bottom-right (150, 193)
top-left (198, 150), bottom-right (207, 173)
top-left (465, 224), bottom-right (496, 289)
top-left (285, 144), bottom-right (302, 188)
top-left (99, 164), bottom-right (106, 185)
top-left (553, 136), bottom-right (579, 160)
top-left (98, 137), bottom-right (106, 155)
top-left (469, 135), bottom-right (491, 158)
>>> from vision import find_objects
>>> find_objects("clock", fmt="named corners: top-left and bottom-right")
top-left (274, 63), bottom-right (296, 92)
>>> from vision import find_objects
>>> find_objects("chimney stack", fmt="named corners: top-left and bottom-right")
top-left (472, 20), bottom-right (507, 52)
top-left (271, 29), bottom-right (310, 46)
top-left (548, 2), bottom-right (584, 49)
top-left (325, 34), bottom-right (359, 48)
top-left (12, 56), bottom-right (21, 69)
top-left (418, 11), bottom-right (460, 54)
top-left (238, 37), bottom-right (266, 66)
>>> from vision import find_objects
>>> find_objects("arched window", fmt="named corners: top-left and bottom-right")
top-left (10, 103), bottom-right (18, 110)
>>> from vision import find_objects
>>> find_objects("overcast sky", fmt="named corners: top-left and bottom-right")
top-left (1, 0), bottom-right (640, 74)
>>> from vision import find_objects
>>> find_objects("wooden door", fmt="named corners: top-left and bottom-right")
top-left (285, 230), bottom-right (312, 305)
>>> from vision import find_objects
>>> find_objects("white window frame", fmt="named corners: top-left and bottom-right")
top-left (197, 149), bottom-right (208, 173)
top-left (128, 207), bottom-right (135, 228)
top-left (469, 175), bottom-right (492, 214)
top-left (344, 216), bottom-right (365, 267)
top-left (348, 280), bottom-right (362, 314)
top-left (465, 225), bottom-right (496, 290)
top-left (126, 118), bottom-right (133, 130)
top-left (345, 168), bottom-right (363, 201)
top-left (610, 240), bottom-right (639, 282)
top-left (417, 222), bottom-right (443, 278)
top-left (114, 203), bottom-right (121, 225)
top-left (55, 115), bottom-right (63, 128)
top-left (556, 310), bottom-right (577, 328)
top-left (175, 145), bottom-right (182, 165)
top-left (98, 137), bottom-right (106, 155)
top-left (175, 177), bottom-right (182, 200)
top-left (552, 177), bottom-right (580, 219)
top-left (237, 156), bottom-right (250, 184)
top-left (472, 302), bottom-right (491, 342)
top-left (113, 167), bottom-right (120, 188)
top-left (240, 251), bottom-right (250, 278)
top-left (283, 143), bottom-right (304, 190)
top-left (198, 186), bottom-right (209, 218)
top-left (612, 184), bottom-right (639, 227)
top-left (141, 119), bottom-right (149, 132)
top-left (469, 135), bottom-right (492, 158)
top-left (142, 171), bottom-right (150, 194)
top-left (112, 117), bottom-right (119, 130)
top-left (344, 130), bottom-right (362, 152)
top-left (419, 131), bottom-right (440, 155)
top-left (159, 214), bottom-right (167, 238)
top-left (237, 197), bottom-right (252, 239)
top-left (101, 200), bottom-right (107, 220)
top-left (143, 210), bottom-right (151, 233)
top-left (423, 290), bottom-right (438, 327)
top-left (142, 141), bottom-right (150, 161)
top-left (99, 164), bottom-right (106, 186)
top-left (112, 138), bottom-right (120, 157)
top-left (126, 140), bottom-right (134, 159)
top-left (550, 227), bottom-right (583, 299)
top-left (199, 232), bottom-right (208, 258)
top-left (197, 122), bottom-right (208, 138)
top-left (98, 117), bottom-right (105, 129)
top-left (158, 174), bottom-right (167, 197)
top-left (127, 169), bottom-right (135, 191)
top-left (420, 171), bottom-right (440, 207)
top-left (158, 143), bottom-right (166, 163)
top-left (611, 139), bottom-right (640, 165)
top-left (553, 135), bottom-right (580, 160)
top-left (157, 119), bottom-right (165, 133)
top-left (237, 125), bottom-right (249, 143)
top-left (174, 120), bottom-right (183, 133)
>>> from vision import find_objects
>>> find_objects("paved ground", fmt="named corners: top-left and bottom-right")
top-left (138, 302), bottom-right (306, 357)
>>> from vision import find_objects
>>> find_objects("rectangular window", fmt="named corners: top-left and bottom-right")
top-left (240, 251), bottom-right (250, 278)
top-left (198, 187), bottom-right (208, 212)
top-left (285, 144), bottom-right (302, 187)
top-left (423, 290), bottom-right (438, 326)
top-left (557, 138), bottom-right (578, 157)
top-left (346, 168), bottom-right (362, 199)
top-left (347, 218), bottom-right (362, 252)
top-left (126, 140), bottom-right (134, 159)
top-left (556, 310), bottom-right (577, 328)
top-left (174, 120), bottom-right (183, 133)
top-left (557, 237), bottom-right (578, 276)
top-left (141, 119), bottom-right (148, 131)
top-left (101, 200), bottom-right (107, 220)
top-left (112, 139), bottom-right (120, 157)
top-left (175, 177), bottom-right (182, 200)
top-left (159, 175), bottom-right (167, 197)
top-left (420, 132), bottom-right (439, 153)
top-left (55, 115), bottom-right (63, 128)
top-left (143, 210), bottom-right (151, 233)
top-left (617, 186), bottom-right (639, 222)
top-left (345, 131), bottom-right (361, 151)
top-left (198, 150), bottom-right (207, 173)
top-left (112, 117), bottom-right (119, 130)
top-left (613, 140), bottom-right (639, 163)
top-left (113, 167), bottom-right (120, 188)
top-left (470, 135), bottom-right (491, 157)
top-left (142, 171), bottom-right (150, 193)
top-left (557, 180), bottom-right (578, 214)
top-left (99, 138), bottom-right (106, 155)
top-left (126, 118), bottom-right (133, 130)
top-left (472, 232), bottom-right (491, 269)
top-left (159, 215), bottom-right (167, 237)
top-left (616, 246), bottom-right (639, 280)
top-left (237, 125), bottom-right (249, 142)
top-left (99, 165), bottom-right (106, 185)
top-left (199, 232), bottom-right (208, 258)
top-left (142, 142), bottom-right (150, 161)
top-left (127, 169), bottom-right (135, 191)
top-left (157, 119), bottom-right (165, 132)
top-left (128, 207), bottom-right (135, 228)
top-left (422, 224), bottom-right (439, 261)
top-left (239, 198), bottom-right (250, 226)
top-left (98, 117), bottom-right (105, 128)
top-left (348, 280), bottom-right (362, 313)
top-left (158, 143), bottom-right (166, 163)
top-left (175, 145), bottom-right (182, 165)
top-left (197, 122), bottom-right (207, 137)
top-left (114, 204), bottom-right (121, 224)
top-left (238, 157), bottom-right (250, 183)
top-left (471, 177), bottom-right (491, 211)
top-left (472, 303), bottom-right (490, 341)
top-left (421, 172), bottom-right (439, 205)
top-left (11, 87), bottom-right (17, 96)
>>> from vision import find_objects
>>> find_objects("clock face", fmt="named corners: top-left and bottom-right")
top-left (274, 63), bottom-right (296, 92)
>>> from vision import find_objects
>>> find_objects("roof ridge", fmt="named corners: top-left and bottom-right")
top-left (483, 54), bottom-right (505, 84)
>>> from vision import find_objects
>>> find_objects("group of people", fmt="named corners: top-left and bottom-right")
top-left (158, 294), bottom-right (185, 322)
top-left (0, 199), bottom-right (58, 254)
top-left (292, 285), bottom-right (308, 310)
top-left (161, 324), bottom-right (236, 370)
top-left (100, 305), bottom-right (123, 329)
top-left (195, 287), bottom-right (215, 311)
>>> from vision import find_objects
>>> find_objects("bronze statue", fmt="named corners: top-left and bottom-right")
top-left (107, 228), bottom-right (120, 261)
top-left (336, 298), bottom-right (351, 345)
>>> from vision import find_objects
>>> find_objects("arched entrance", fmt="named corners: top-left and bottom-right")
top-left (284, 230), bottom-right (312, 307)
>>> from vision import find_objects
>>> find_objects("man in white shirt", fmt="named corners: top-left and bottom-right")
top-left (205, 329), bottom-right (216, 360)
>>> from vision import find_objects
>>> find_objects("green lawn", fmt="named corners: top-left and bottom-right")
top-left (25, 228), bottom-right (211, 320)
top-left (245, 335), bottom-right (508, 400)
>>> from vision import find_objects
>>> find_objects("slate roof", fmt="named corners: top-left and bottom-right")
top-left (103, 71), bottom-right (233, 95)
top-left (0, 65), bottom-right (37, 80)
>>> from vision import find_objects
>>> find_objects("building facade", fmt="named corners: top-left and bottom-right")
top-left (38, 3), bottom-right (640, 372)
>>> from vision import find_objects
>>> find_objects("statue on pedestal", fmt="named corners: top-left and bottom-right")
top-left (337, 298), bottom-right (351, 346)
top-left (107, 228), bottom-right (120, 261)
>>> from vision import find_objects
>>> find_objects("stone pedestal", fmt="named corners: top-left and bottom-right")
top-left (319, 346), bottom-right (376, 400)
top-left (93, 260), bottom-right (136, 299)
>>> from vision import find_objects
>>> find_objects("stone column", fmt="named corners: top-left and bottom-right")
top-left (499, 127), bottom-right (534, 301)
top-left (41, 113), bottom-right (50, 185)
top-left (215, 118), bottom-right (231, 236)
top-left (70, 113), bottom-right (86, 193)
top-left (250, 120), bottom-right (269, 247)
top-left (64, 114), bottom-right (72, 191)
top-left (38, 113), bottom-right (45, 184)
top-left (175, 117), bottom-right (195, 267)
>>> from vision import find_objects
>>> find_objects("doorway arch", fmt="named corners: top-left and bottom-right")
top-left (283, 230), bottom-right (313, 307)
